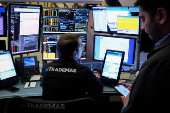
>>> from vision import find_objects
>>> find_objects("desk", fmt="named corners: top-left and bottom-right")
top-left (0, 81), bottom-right (122, 113)
top-left (0, 81), bottom-right (118, 99)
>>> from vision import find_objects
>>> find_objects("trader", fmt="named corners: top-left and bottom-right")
top-left (42, 33), bottom-right (103, 101)
top-left (120, 0), bottom-right (170, 113)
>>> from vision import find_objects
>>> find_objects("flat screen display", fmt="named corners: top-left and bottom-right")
top-left (94, 35), bottom-right (136, 66)
top-left (8, 4), bottom-right (42, 54)
top-left (0, 51), bottom-right (17, 80)
top-left (102, 50), bottom-right (124, 80)
top-left (92, 7), bottom-right (140, 35)
top-left (43, 34), bottom-right (87, 60)
top-left (0, 6), bottom-right (7, 37)
top-left (43, 7), bottom-right (89, 33)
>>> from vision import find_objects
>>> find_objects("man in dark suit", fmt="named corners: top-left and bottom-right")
top-left (120, 0), bottom-right (170, 112)
top-left (42, 33), bottom-right (103, 101)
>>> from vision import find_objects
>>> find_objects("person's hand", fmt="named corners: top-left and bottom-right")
top-left (121, 93), bottom-right (130, 105)
top-left (118, 82), bottom-right (132, 91)
top-left (77, 59), bottom-right (81, 64)
top-left (94, 73), bottom-right (101, 79)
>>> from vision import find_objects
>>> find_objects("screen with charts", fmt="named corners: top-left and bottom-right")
top-left (43, 7), bottom-right (89, 33)
top-left (0, 51), bottom-right (17, 80)
top-left (92, 7), bottom-right (140, 35)
top-left (94, 35), bottom-right (136, 66)
top-left (43, 34), bottom-right (87, 60)
top-left (102, 50), bottom-right (124, 80)
top-left (8, 4), bottom-right (42, 54)
top-left (0, 6), bottom-right (7, 37)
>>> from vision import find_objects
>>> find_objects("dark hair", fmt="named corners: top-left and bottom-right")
top-left (134, 0), bottom-right (170, 17)
top-left (56, 33), bottom-right (80, 58)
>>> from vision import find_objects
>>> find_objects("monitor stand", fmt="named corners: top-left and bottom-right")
top-left (5, 86), bottom-right (20, 92)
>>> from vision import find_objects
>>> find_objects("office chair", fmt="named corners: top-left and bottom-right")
top-left (6, 96), bottom-right (96, 113)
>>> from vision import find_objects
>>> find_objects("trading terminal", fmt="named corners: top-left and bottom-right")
top-left (0, 1), bottom-right (148, 112)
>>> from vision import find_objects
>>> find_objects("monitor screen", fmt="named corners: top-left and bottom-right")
top-left (94, 35), bottom-right (136, 66)
top-left (102, 50), bottom-right (124, 80)
top-left (43, 34), bottom-right (87, 60)
top-left (0, 51), bottom-right (17, 80)
top-left (0, 6), bottom-right (7, 37)
top-left (43, 7), bottom-right (89, 33)
top-left (92, 7), bottom-right (140, 35)
top-left (24, 57), bottom-right (35, 66)
top-left (8, 4), bottom-right (42, 54)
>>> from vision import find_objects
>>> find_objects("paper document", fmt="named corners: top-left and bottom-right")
top-left (24, 82), bottom-right (36, 88)
top-left (30, 75), bottom-right (41, 81)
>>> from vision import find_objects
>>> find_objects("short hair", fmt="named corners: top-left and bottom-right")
top-left (134, 0), bottom-right (170, 17)
top-left (56, 33), bottom-right (80, 58)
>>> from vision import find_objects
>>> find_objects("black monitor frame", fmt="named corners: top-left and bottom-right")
top-left (0, 50), bottom-right (19, 89)
top-left (92, 6), bottom-right (140, 36)
top-left (8, 3), bottom-right (43, 55)
top-left (93, 34), bottom-right (136, 66)
top-left (0, 6), bottom-right (7, 37)
top-left (101, 49), bottom-right (125, 86)
top-left (43, 7), bottom-right (89, 34)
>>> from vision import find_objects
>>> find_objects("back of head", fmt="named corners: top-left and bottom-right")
top-left (135, 0), bottom-right (170, 17)
top-left (57, 33), bottom-right (80, 58)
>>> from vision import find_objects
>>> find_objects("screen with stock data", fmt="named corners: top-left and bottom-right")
top-left (0, 51), bottom-right (17, 80)
top-left (43, 7), bottom-right (89, 33)
top-left (92, 7), bottom-right (140, 35)
top-left (43, 34), bottom-right (87, 60)
top-left (94, 35), bottom-right (136, 66)
top-left (8, 4), bottom-right (42, 54)
top-left (0, 6), bottom-right (6, 37)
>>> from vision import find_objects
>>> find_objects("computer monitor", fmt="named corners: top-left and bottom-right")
top-left (43, 34), bottom-right (87, 60)
top-left (93, 35), bottom-right (136, 66)
top-left (92, 7), bottom-right (140, 35)
top-left (43, 7), bottom-right (89, 33)
top-left (101, 50), bottom-right (125, 86)
top-left (0, 51), bottom-right (18, 89)
top-left (8, 3), bottom-right (42, 54)
top-left (0, 6), bottom-right (7, 37)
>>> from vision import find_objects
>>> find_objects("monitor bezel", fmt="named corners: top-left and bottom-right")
top-left (43, 7), bottom-right (90, 34)
top-left (0, 6), bottom-right (7, 37)
top-left (8, 3), bottom-right (43, 55)
top-left (0, 50), bottom-right (19, 89)
top-left (93, 34), bottom-right (136, 66)
top-left (92, 6), bottom-right (140, 36)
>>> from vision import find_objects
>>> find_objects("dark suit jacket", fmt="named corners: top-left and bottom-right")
top-left (122, 36), bottom-right (170, 113)
top-left (42, 58), bottom-right (103, 101)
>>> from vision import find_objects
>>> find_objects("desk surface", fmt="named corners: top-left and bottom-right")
top-left (0, 81), bottom-right (117, 99)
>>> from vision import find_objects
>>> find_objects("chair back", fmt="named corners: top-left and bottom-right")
top-left (7, 96), bottom-right (96, 113)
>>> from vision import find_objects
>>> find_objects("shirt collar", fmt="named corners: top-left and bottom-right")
top-left (154, 33), bottom-right (170, 48)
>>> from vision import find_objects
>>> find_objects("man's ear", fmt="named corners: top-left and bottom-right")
top-left (157, 8), bottom-right (168, 24)
top-left (73, 51), bottom-right (77, 56)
